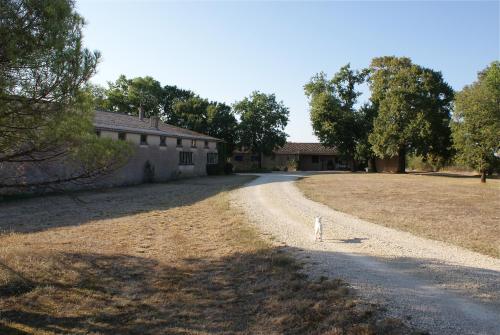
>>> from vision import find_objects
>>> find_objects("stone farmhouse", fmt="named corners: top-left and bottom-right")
top-left (0, 110), bottom-right (221, 195)
top-left (94, 110), bottom-right (221, 185)
top-left (231, 142), bottom-right (352, 171)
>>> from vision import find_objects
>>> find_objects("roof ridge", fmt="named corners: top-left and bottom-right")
top-left (93, 110), bottom-right (221, 141)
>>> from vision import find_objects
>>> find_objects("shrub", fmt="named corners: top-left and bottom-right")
top-left (224, 162), bottom-right (233, 174)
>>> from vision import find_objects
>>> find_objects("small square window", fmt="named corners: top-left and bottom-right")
top-left (234, 155), bottom-right (243, 162)
top-left (140, 134), bottom-right (148, 145)
top-left (207, 153), bottom-right (218, 165)
top-left (204, 140), bottom-right (209, 148)
top-left (179, 151), bottom-right (193, 165)
top-left (312, 155), bottom-right (319, 163)
top-left (177, 138), bottom-right (182, 147)
top-left (160, 136), bottom-right (166, 147)
top-left (191, 139), bottom-right (197, 148)
top-left (118, 132), bottom-right (126, 141)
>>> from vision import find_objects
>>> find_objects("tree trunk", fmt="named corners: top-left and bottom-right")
top-left (368, 157), bottom-right (377, 173)
top-left (350, 157), bottom-right (356, 172)
top-left (397, 147), bottom-right (406, 173)
top-left (258, 152), bottom-right (262, 170)
top-left (481, 170), bottom-right (487, 183)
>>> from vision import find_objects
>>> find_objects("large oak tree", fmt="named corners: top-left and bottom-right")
top-left (368, 56), bottom-right (454, 172)
top-left (452, 61), bottom-right (500, 182)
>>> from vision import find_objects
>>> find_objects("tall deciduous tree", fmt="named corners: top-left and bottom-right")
top-left (0, 0), bottom-right (131, 190)
top-left (304, 65), bottom-right (368, 171)
top-left (368, 56), bottom-right (454, 172)
top-left (206, 102), bottom-right (238, 152)
top-left (452, 61), bottom-right (500, 182)
top-left (163, 85), bottom-right (195, 123)
top-left (171, 96), bottom-right (210, 133)
top-left (354, 102), bottom-right (378, 170)
top-left (234, 91), bottom-right (289, 169)
top-left (103, 75), bottom-right (164, 116)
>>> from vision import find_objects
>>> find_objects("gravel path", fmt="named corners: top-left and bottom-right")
top-left (231, 172), bottom-right (500, 335)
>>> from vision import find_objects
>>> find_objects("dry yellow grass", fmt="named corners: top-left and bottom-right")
top-left (296, 172), bottom-right (500, 258)
top-left (0, 176), bottom-right (413, 335)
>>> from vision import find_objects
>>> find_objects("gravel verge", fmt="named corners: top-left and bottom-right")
top-left (231, 172), bottom-right (500, 335)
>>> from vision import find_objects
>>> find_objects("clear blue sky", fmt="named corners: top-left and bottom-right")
top-left (77, 1), bottom-right (499, 142)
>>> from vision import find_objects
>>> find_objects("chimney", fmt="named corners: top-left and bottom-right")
top-left (150, 115), bottom-right (159, 129)
top-left (138, 106), bottom-right (145, 121)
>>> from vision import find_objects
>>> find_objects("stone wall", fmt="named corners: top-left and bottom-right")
top-left (375, 156), bottom-right (400, 173)
top-left (0, 131), bottom-right (218, 195)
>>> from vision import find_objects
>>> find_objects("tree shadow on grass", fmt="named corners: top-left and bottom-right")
top-left (0, 248), bottom-right (413, 335)
top-left (409, 171), bottom-right (499, 180)
top-left (0, 175), bottom-right (256, 235)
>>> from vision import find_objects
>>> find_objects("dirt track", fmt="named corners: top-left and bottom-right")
top-left (231, 172), bottom-right (500, 335)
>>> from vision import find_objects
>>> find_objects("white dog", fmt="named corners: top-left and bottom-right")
top-left (314, 216), bottom-right (323, 242)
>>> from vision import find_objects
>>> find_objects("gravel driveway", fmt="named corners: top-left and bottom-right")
top-left (231, 172), bottom-right (500, 335)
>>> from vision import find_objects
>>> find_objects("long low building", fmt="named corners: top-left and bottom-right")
top-left (231, 142), bottom-right (352, 171)
top-left (94, 110), bottom-right (222, 185)
top-left (0, 110), bottom-right (221, 194)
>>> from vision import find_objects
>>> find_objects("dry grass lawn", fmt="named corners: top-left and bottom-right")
top-left (296, 172), bottom-right (500, 258)
top-left (0, 176), bottom-right (413, 335)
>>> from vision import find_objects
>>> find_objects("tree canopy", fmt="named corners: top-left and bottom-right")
top-left (304, 65), bottom-right (369, 170)
top-left (451, 61), bottom-right (500, 182)
top-left (100, 75), bottom-right (165, 117)
top-left (233, 91), bottom-right (289, 168)
top-left (368, 56), bottom-right (454, 172)
top-left (0, 0), bottom-right (131, 190)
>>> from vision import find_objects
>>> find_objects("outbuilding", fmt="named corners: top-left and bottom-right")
top-left (231, 142), bottom-right (352, 171)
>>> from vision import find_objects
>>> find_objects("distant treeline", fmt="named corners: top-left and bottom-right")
top-left (304, 58), bottom-right (499, 182)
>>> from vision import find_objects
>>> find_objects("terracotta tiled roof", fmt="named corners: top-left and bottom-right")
top-left (93, 110), bottom-right (221, 141)
top-left (273, 142), bottom-right (338, 155)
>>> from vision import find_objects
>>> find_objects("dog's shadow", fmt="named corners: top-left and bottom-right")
top-left (324, 237), bottom-right (368, 244)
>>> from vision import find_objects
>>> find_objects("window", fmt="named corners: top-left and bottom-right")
top-left (312, 155), bottom-right (319, 163)
top-left (234, 155), bottom-right (243, 162)
top-left (118, 132), bottom-right (126, 141)
top-left (191, 139), bottom-right (197, 148)
top-left (140, 134), bottom-right (148, 145)
top-left (179, 151), bottom-right (193, 165)
top-left (160, 136), bottom-right (166, 147)
top-left (177, 138), bottom-right (182, 147)
top-left (207, 153), bottom-right (218, 165)
top-left (204, 140), bottom-right (209, 148)
top-left (251, 155), bottom-right (259, 162)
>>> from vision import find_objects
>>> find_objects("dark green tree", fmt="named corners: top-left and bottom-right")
top-left (234, 91), bottom-right (289, 169)
top-left (171, 96), bottom-right (210, 132)
top-left (452, 61), bottom-right (500, 182)
top-left (304, 64), bottom-right (368, 171)
top-left (368, 56), bottom-right (454, 172)
top-left (354, 102), bottom-right (378, 171)
top-left (206, 102), bottom-right (238, 152)
top-left (0, 0), bottom-right (131, 189)
top-left (103, 75), bottom-right (164, 116)
top-left (162, 85), bottom-right (195, 123)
